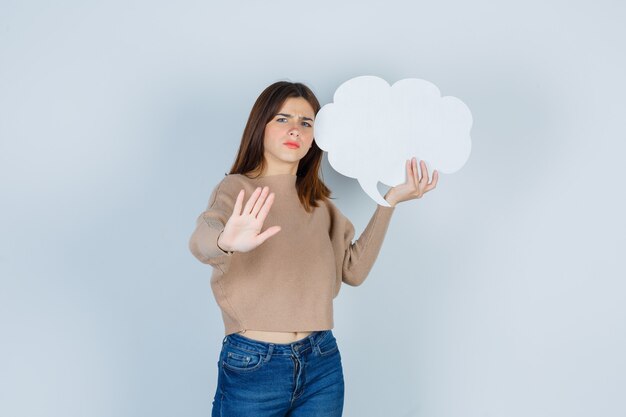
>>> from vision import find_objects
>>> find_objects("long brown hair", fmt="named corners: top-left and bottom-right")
top-left (229, 81), bottom-right (331, 212)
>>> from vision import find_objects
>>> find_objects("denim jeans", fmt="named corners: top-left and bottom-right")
top-left (211, 329), bottom-right (345, 417)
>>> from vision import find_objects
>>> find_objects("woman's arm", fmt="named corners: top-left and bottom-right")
top-left (336, 203), bottom-right (396, 287)
top-left (188, 177), bottom-right (281, 270)
top-left (188, 179), bottom-right (236, 267)
top-left (333, 157), bottom-right (438, 286)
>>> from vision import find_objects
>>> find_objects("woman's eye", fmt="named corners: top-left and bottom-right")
top-left (275, 118), bottom-right (311, 127)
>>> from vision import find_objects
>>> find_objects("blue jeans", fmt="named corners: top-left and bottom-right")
top-left (211, 330), bottom-right (345, 417)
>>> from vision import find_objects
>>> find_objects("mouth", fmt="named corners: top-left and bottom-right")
top-left (283, 142), bottom-right (300, 149)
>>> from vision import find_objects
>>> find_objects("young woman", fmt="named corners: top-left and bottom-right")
top-left (189, 81), bottom-right (438, 416)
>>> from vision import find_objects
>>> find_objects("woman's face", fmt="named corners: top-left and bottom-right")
top-left (263, 97), bottom-right (315, 172)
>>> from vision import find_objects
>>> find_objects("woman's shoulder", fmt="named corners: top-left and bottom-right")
top-left (204, 174), bottom-right (258, 209)
top-left (319, 196), bottom-right (347, 221)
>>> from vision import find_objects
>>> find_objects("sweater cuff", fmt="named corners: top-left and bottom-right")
top-left (375, 203), bottom-right (396, 215)
top-left (190, 218), bottom-right (233, 261)
top-left (216, 230), bottom-right (234, 255)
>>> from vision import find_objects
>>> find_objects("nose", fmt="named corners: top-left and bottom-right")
top-left (289, 128), bottom-right (300, 138)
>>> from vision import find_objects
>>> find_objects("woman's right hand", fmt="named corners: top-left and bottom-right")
top-left (217, 186), bottom-right (281, 253)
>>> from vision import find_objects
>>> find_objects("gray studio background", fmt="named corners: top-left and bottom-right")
top-left (1, 1), bottom-right (625, 416)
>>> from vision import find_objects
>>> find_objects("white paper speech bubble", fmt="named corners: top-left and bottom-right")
top-left (314, 75), bottom-right (473, 206)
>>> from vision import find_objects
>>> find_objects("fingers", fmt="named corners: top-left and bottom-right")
top-left (407, 158), bottom-right (418, 188)
top-left (410, 157), bottom-right (439, 195)
top-left (251, 186), bottom-right (270, 217)
top-left (419, 160), bottom-right (428, 185)
top-left (406, 159), bottom-right (416, 188)
top-left (243, 186), bottom-right (270, 216)
top-left (425, 170), bottom-right (439, 192)
top-left (256, 191), bottom-right (275, 222)
top-left (238, 186), bottom-right (275, 219)
top-left (417, 159), bottom-right (439, 193)
top-left (232, 189), bottom-right (244, 216)
top-left (242, 187), bottom-right (262, 214)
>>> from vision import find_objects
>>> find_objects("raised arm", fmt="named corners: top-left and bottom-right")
top-left (188, 180), bottom-right (236, 269)
top-left (188, 178), bottom-right (281, 271)
top-left (330, 158), bottom-right (438, 285)
top-left (328, 202), bottom-right (395, 287)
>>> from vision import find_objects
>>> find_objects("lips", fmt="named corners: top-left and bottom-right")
top-left (283, 141), bottom-right (300, 149)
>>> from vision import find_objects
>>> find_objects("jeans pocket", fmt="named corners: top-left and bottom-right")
top-left (317, 332), bottom-right (339, 356)
top-left (221, 344), bottom-right (264, 372)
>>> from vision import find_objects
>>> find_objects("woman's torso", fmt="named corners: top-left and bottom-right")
top-left (237, 330), bottom-right (313, 343)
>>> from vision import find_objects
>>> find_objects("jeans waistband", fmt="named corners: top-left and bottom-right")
top-left (222, 330), bottom-right (333, 356)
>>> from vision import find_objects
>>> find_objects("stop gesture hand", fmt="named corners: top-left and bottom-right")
top-left (217, 186), bottom-right (281, 253)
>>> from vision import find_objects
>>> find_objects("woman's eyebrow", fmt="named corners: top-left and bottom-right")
top-left (276, 113), bottom-right (314, 122)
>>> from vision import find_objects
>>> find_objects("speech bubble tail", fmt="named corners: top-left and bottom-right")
top-left (358, 179), bottom-right (392, 207)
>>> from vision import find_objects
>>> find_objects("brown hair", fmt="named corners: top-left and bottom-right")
top-left (229, 81), bottom-right (331, 212)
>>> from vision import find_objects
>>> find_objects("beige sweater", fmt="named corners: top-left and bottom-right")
top-left (188, 173), bottom-right (395, 336)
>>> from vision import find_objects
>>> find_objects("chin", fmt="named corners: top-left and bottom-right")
top-left (280, 152), bottom-right (305, 161)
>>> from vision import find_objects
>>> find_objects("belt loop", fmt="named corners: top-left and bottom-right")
top-left (222, 336), bottom-right (228, 344)
top-left (267, 344), bottom-right (274, 361)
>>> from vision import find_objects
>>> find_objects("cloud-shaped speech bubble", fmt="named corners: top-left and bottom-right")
top-left (314, 75), bottom-right (473, 206)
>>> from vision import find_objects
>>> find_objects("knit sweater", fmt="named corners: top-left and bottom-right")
top-left (188, 173), bottom-right (395, 336)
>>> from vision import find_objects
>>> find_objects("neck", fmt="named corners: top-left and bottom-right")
top-left (252, 162), bottom-right (298, 177)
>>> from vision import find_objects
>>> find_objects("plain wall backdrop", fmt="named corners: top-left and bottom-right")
top-left (1, 1), bottom-right (625, 416)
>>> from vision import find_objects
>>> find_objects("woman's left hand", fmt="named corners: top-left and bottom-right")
top-left (384, 157), bottom-right (439, 207)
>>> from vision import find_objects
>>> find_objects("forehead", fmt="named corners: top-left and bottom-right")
top-left (277, 97), bottom-right (315, 118)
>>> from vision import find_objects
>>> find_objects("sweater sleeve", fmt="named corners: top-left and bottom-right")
top-left (328, 201), bottom-right (396, 287)
top-left (188, 176), bottom-right (240, 271)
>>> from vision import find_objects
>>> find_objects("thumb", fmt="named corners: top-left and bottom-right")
top-left (255, 226), bottom-right (282, 245)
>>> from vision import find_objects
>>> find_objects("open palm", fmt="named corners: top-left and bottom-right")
top-left (218, 186), bottom-right (282, 253)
